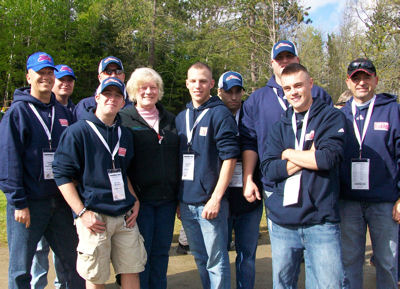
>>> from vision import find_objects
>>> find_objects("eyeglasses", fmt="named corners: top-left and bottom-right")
top-left (104, 69), bottom-right (124, 75)
top-left (348, 60), bottom-right (376, 74)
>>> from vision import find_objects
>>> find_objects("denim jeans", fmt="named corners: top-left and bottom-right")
top-left (339, 200), bottom-right (398, 289)
top-left (136, 200), bottom-right (177, 289)
top-left (268, 218), bottom-right (343, 289)
top-left (229, 204), bottom-right (262, 289)
top-left (7, 197), bottom-right (85, 289)
top-left (180, 199), bottom-right (231, 289)
top-left (30, 237), bottom-right (66, 289)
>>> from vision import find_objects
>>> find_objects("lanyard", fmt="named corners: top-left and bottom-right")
top-left (273, 87), bottom-right (288, 111)
top-left (291, 110), bottom-right (310, 151)
top-left (185, 108), bottom-right (209, 145)
top-left (29, 104), bottom-right (55, 149)
top-left (86, 120), bottom-right (121, 169)
top-left (351, 96), bottom-right (376, 157)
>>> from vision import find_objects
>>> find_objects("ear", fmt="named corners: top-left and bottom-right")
top-left (345, 77), bottom-right (351, 90)
top-left (26, 71), bottom-right (31, 84)
top-left (95, 93), bottom-right (101, 104)
top-left (210, 78), bottom-right (215, 89)
top-left (185, 79), bottom-right (190, 89)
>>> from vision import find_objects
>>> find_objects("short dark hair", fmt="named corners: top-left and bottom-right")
top-left (281, 63), bottom-right (309, 77)
top-left (188, 62), bottom-right (213, 78)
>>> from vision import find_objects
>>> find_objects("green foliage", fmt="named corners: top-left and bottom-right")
top-left (0, 192), bottom-right (6, 246)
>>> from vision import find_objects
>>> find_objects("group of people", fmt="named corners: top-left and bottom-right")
top-left (0, 38), bottom-right (398, 289)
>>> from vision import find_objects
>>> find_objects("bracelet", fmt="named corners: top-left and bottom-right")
top-left (77, 207), bottom-right (87, 218)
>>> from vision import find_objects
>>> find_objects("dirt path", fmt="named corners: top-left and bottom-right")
top-left (0, 232), bottom-right (377, 289)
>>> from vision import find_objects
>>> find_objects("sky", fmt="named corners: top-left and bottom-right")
top-left (300, 0), bottom-right (348, 34)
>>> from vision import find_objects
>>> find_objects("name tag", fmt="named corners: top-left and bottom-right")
top-left (283, 171), bottom-right (301, 206)
top-left (107, 169), bottom-right (126, 201)
top-left (351, 158), bottom-right (369, 190)
top-left (42, 149), bottom-right (56, 180)
top-left (182, 154), bottom-right (195, 181)
top-left (229, 161), bottom-right (243, 188)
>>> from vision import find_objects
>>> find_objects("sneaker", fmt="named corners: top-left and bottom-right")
top-left (176, 243), bottom-right (190, 255)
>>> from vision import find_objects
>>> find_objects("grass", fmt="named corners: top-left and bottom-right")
top-left (0, 192), bottom-right (6, 246)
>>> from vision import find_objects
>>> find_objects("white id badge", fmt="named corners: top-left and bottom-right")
top-left (42, 149), bottom-right (55, 180)
top-left (283, 171), bottom-right (302, 206)
top-left (182, 154), bottom-right (195, 181)
top-left (107, 169), bottom-right (126, 201)
top-left (229, 161), bottom-right (243, 187)
top-left (351, 158), bottom-right (370, 190)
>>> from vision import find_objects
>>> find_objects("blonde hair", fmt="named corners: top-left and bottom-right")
top-left (126, 67), bottom-right (164, 102)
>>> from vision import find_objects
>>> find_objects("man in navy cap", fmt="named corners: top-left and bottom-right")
top-left (74, 56), bottom-right (126, 120)
top-left (339, 58), bottom-right (400, 289)
top-left (218, 71), bottom-right (263, 289)
top-left (53, 77), bottom-right (146, 289)
top-left (30, 64), bottom-right (77, 289)
top-left (0, 51), bottom-right (84, 289)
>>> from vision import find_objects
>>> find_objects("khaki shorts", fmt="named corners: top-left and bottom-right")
top-left (75, 212), bottom-right (147, 284)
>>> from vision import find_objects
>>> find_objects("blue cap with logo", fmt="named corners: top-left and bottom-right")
top-left (54, 64), bottom-right (76, 80)
top-left (98, 56), bottom-right (124, 74)
top-left (218, 71), bottom-right (244, 91)
top-left (271, 40), bottom-right (298, 60)
top-left (26, 52), bottom-right (58, 72)
top-left (98, 77), bottom-right (126, 98)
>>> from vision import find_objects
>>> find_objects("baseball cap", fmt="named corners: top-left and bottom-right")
top-left (347, 58), bottom-right (376, 78)
top-left (218, 71), bottom-right (244, 91)
top-left (98, 56), bottom-right (124, 74)
top-left (54, 64), bottom-right (76, 80)
top-left (26, 52), bottom-right (58, 72)
top-left (271, 40), bottom-right (298, 60)
top-left (98, 77), bottom-right (126, 98)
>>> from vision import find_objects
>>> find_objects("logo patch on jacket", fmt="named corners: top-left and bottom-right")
top-left (118, 147), bottom-right (127, 157)
top-left (305, 130), bottom-right (314, 141)
top-left (199, 127), bottom-right (208, 136)
top-left (59, 119), bottom-right (69, 127)
top-left (374, 122), bottom-right (389, 131)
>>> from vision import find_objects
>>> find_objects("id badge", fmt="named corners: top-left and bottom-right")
top-left (182, 154), bottom-right (195, 181)
top-left (229, 161), bottom-right (243, 188)
top-left (107, 169), bottom-right (126, 201)
top-left (351, 158), bottom-right (370, 190)
top-left (283, 171), bottom-right (302, 206)
top-left (42, 149), bottom-right (56, 180)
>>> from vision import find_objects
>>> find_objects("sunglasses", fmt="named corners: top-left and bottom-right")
top-left (348, 61), bottom-right (376, 74)
top-left (104, 69), bottom-right (124, 75)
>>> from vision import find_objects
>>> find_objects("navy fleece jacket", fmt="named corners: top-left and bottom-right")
top-left (175, 96), bottom-right (240, 204)
top-left (261, 98), bottom-right (346, 226)
top-left (240, 75), bottom-right (332, 191)
top-left (53, 109), bottom-right (136, 216)
top-left (0, 87), bottom-right (73, 209)
top-left (340, 93), bottom-right (400, 202)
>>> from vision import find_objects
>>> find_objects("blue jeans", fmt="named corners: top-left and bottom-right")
top-left (7, 197), bottom-right (85, 289)
top-left (31, 237), bottom-right (66, 289)
top-left (180, 199), bottom-right (231, 289)
top-left (339, 200), bottom-right (398, 289)
top-left (230, 204), bottom-right (262, 289)
top-left (268, 218), bottom-right (343, 289)
top-left (137, 200), bottom-right (177, 289)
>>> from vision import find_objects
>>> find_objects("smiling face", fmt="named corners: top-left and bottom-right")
top-left (136, 81), bottom-right (159, 109)
top-left (346, 71), bottom-right (378, 104)
top-left (281, 70), bottom-right (313, 113)
top-left (52, 76), bottom-right (75, 99)
top-left (95, 86), bottom-right (125, 117)
top-left (186, 67), bottom-right (215, 108)
top-left (26, 67), bottom-right (55, 100)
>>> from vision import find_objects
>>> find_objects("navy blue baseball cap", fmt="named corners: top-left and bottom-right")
top-left (98, 56), bottom-right (124, 74)
top-left (54, 64), bottom-right (76, 80)
top-left (98, 77), bottom-right (126, 98)
top-left (26, 52), bottom-right (58, 72)
top-left (218, 71), bottom-right (244, 91)
top-left (271, 40), bottom-right (298, 60)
